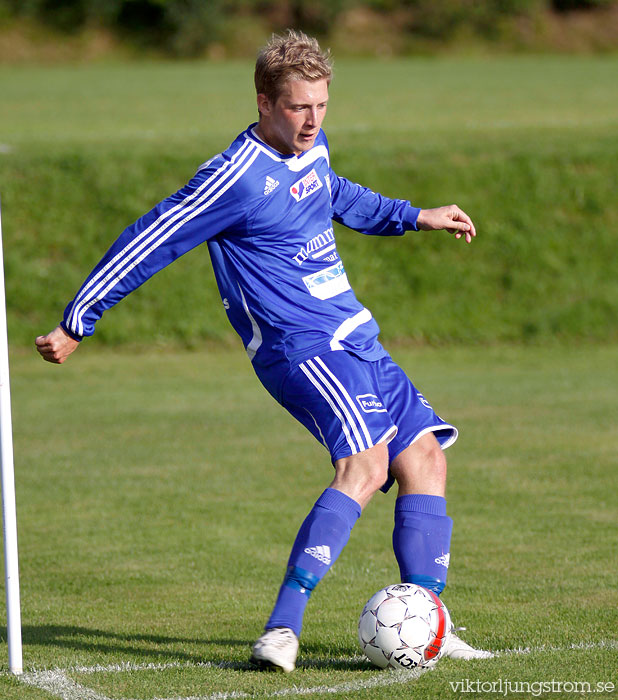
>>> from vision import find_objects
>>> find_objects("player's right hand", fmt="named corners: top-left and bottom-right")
top-left (35, 325), bottom-right (80, 364)
top-left (416, 205), bottom-right (477, 243)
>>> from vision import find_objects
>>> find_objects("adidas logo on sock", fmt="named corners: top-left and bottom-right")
top-left (434, 553), bottom-right (450, 568)
top-left (304, 544), bottom-right (331, 565)
top-left (263, 176), bottom-right (279, 195)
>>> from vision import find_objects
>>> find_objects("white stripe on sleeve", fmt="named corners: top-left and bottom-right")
top-left (67, 140), bottom-right (258, 336)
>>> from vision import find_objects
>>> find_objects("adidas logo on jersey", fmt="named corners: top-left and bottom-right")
top-left (263, 176), bottom-right (279, 195)
top-left (434, 553), bottom-right (450, 568)
top-left (304, 544), bottom-right (331, 565)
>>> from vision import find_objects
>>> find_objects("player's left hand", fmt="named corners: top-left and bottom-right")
top-left (416, 205), bottom-right (477, 243)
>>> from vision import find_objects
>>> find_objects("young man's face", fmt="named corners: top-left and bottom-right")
top-left (256, 78), bottom-right (329, 156)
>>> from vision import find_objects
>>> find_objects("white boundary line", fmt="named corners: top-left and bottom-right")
top-left (20, 666), bottom-right (428, 700)
top-left (15, 641), bottom-right (618, 700)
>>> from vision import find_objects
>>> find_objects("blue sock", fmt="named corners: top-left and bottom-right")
top-left (266, 488), bottom-right (361, 637)
top-left (392, 494), bottom-right (453, 595)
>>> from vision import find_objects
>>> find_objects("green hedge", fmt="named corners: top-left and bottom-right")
top-left (1, 0), bottom-right (616, 56)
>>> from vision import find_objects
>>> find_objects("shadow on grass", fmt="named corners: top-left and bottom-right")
top-left (21, 624), bottom-right (249, 666)
top-left (18, 625), bottom-right (370, 672)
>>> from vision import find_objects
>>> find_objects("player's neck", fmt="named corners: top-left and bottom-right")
top-left (254, 121), bottom-right (298, 157)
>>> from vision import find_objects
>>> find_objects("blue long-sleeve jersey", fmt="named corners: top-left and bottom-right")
top-left (62, 125), bottom-right (420, 390)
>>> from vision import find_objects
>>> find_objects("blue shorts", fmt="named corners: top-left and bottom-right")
top-left (278, 351), bottom-right (458, 493)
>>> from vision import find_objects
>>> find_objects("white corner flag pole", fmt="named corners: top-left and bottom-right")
top-left (0, 197), bottom-right (23, 675)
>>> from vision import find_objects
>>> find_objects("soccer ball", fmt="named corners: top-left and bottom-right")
top-left (358, 583), bottom-right (451, 670)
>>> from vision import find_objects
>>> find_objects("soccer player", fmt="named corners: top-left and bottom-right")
top-left (36, 30), bottom-right (493, 671)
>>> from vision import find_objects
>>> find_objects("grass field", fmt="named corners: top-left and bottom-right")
top-left (0, 343), bottom-right (616, 699)
top-left (0, 53), bottom-right (617, 698)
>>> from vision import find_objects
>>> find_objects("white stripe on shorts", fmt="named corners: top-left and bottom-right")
top-left (300, 358), bottom-right (374, 456)
top-left (312, 356), bottom-right (374, 449)
top-left (305, 358), bottom-right (369, 453)
top-left (304, 408), bottom-right (328, 448)
top-left (299, 362), bottom-right (358, 454)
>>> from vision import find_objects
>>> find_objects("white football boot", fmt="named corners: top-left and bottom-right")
top-left (250, 627), bottom-right (299, 673)
top-left (442, 626), bottom-right (494, 660)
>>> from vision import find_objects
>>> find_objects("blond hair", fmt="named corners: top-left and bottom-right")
top-left (254, 29), bottom-right (332, 104)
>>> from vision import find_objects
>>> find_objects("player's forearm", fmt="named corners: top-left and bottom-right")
top-left (61, 175), bottom-right (226, 339)
top-left (330, 173), bottom-right (420, 236)
top-left (61, 220), bottom-right (165, 339)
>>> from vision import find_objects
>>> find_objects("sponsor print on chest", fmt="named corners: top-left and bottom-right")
top-left (289, 168), bottom-right (324, 202)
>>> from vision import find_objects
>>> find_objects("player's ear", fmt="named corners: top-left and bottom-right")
top-left (257, 93), bottom-right (272, 118)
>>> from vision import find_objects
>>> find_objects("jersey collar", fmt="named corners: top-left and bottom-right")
top-left (246, 124), bottom-right (330, 171)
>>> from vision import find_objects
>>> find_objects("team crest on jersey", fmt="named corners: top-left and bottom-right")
top-left (290, 168), bottom-right (323, 202)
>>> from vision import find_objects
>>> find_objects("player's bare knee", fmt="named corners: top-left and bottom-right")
top-left (333, 459), bottom-right (387, 497)
top-left (359, 461), bottom-right (390, 496)
top-left (422, 440), bottom-right (447, 481)
top-left (390, 433), bottom-right (447, 493)
top-left (333, 444), bottom-right (389, 507)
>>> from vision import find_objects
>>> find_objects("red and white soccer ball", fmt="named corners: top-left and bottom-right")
top-left (358, 583), bottom-right (451, 670)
